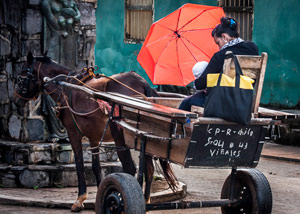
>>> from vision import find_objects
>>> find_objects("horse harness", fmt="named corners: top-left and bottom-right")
top-left (15, 62), bottom-right (43, 100)
top-left (16, 60), bottom-right (143, 153)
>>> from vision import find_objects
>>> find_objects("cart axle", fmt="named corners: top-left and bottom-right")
top-left (146, 199), bottom-right (235, 211)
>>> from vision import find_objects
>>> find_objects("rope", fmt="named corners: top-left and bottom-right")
top-left (44, 87), bottom-right (58, 95)
top-left (62, 93), bottom-right (101, 117)
top-left (70, 74), bottom-right (148, 101)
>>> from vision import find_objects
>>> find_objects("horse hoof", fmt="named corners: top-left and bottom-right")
top-left (146, 198), bottom-right (151, 204)
top-left (71, 204), bottom-right (84, 212)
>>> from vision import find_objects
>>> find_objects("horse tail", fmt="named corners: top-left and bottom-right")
top-left (145, 82), bottom-right (178, 191)
top-left (159, 159), bottom-right (178, 191)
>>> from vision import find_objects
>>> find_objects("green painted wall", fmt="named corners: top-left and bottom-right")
top-left (95, 0), bottom-right (216, 86)
top-left (95, 0), bottom-right (300, 107)
top-left (253, 0), bottom-right (300, 107)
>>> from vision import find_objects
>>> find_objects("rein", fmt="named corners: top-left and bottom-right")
top-left (72, 74), bottom-right (148, 101)
top-left (62, 92), bottom-right (102, 117)
top-left (37, 63), bottom-right (59, 96)
top-left (17, 61), bottom-right (146, 153)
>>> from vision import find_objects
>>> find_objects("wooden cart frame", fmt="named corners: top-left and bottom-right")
top-left (46, 52), bottom-right (276, 213)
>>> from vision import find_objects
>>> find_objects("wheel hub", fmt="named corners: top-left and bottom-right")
top-left (105, 191), bottom-right (124, 213)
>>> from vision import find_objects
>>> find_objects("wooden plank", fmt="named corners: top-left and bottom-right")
top-left (253, 53), bottom-right (268, 117)
top-left (156, 91), bottom-right (187, 98)
top-left (123, 121), bottom-right (192, 165)
top-left (191, 105), bottom-right (295, 120)
top-left (194, 117), bottom-right (277, 125)
top-left (120, 106), bottom-right (192, 165)
top-left (258, 107), bottom-right (298, 119)
top-left (122, 107), bottom-right (188, 137)
top-left (57, 81), bottom-right (197, 119)
top-left (147, 97), bottom-right (183, 109)
top-left (115, 120), bottom-right (169, 141)
top-left (224, 55), bottom-right (264, 79)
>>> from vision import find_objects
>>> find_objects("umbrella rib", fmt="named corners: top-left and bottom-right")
top-left (176, 37), bottom-right (184, 82)
top-left (171, 7), bottom-right (185, 83)
top-left (180, 35), bottom-right (212, 60)
top-left (156, 23), bottom-right (176, 34)
top-left (179, 37), bottom-right (198, 62)
top-left (178, 8), bottom-right (219, 31)
top-left (180, 27), bottom-right (214, 33)
top-left (154, 36), bottom-right (177, 69)
top-left (145, 31), bottom-right (175, 47)
top-left (175, 7), bottom-right (182, 32)
top-left (155, 6), bottom-right (183, 36)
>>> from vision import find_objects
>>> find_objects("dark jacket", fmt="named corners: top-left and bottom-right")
top-left (194, 41), bottom-right (259, 91)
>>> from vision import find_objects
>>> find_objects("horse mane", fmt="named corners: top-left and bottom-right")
top-left (34, 55), bottom-right (73, 74)
top-left (111, 71), bottom-right (159, 97)
top-left (35, 56), bottom-right (52, 63)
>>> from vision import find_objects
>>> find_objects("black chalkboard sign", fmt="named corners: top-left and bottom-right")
top-left (184, 124), bottom-right (267, 168)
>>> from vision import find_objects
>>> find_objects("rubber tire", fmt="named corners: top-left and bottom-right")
top-left (221, 169), bottom-right (272, 214)
top-left (95, 173), bottom-right (145, 214)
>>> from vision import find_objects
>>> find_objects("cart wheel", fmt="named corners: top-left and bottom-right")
top-left (221, 169), bottom-right (272, 214)
top-left (95, 173), bottom-right (145, 214)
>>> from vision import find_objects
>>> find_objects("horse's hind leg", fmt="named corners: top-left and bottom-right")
top-left (91, 146), bottom-right (102, 187)
top-left (144, 155), bottom-right (154, 203)
top-left (69, 134), bottom-right (87, 212)
top-left (109, 122), bottom-right (136, 176)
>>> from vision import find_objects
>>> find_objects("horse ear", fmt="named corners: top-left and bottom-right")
top-left (27, 52), bottom-right (34, 64)
top-left (43, 51), bottom-right (48, 57)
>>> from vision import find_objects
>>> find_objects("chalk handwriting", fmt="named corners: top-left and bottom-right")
top-left (203, 125), bottom-right (256, 159)
top-left (204, 137), bottom-right (225, 148)
top-left (209, 148), bottom-right (241, 158)
top-left (206, 125), bottom-right (254, 137)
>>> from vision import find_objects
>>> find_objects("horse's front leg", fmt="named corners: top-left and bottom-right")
top-left (69, 134), bottom-right (87, 212)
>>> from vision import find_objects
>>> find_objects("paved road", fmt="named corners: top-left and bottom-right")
top-left (1, 157), bottom-right (299, 214)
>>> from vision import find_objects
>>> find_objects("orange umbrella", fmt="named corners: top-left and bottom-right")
top-left (137, 4), bottom-right (224, 86)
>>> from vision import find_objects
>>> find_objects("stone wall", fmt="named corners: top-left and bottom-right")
top-left (0, 0), bottom-right (97, 142)
top-left (0, 140), bottom-right (120, 188)
top-left (0, 0), bottom-right (120, 188)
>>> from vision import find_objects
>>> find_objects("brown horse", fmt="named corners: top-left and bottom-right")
top-left (14, 52), bottom-right (177, 212)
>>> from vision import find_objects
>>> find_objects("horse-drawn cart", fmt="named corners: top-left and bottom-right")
top-left (42, 52), bottom-right (275, 213)
top-left (45, 79), bottom-right (275, 214)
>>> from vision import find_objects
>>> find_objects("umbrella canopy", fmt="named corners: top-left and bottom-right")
top-left (137, 4), bottom-right (225, 86)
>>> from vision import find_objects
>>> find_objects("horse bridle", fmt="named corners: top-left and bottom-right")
top-left (15, 62), bottom-right (44, 100)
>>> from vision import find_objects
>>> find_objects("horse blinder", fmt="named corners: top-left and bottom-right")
top-left (15, 67), bottom-right (40, 99)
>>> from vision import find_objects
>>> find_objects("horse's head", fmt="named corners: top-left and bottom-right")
top-left (15, 52), bottom-right (42, 103)
top-left (14, 52), bottom-right (72, 106)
